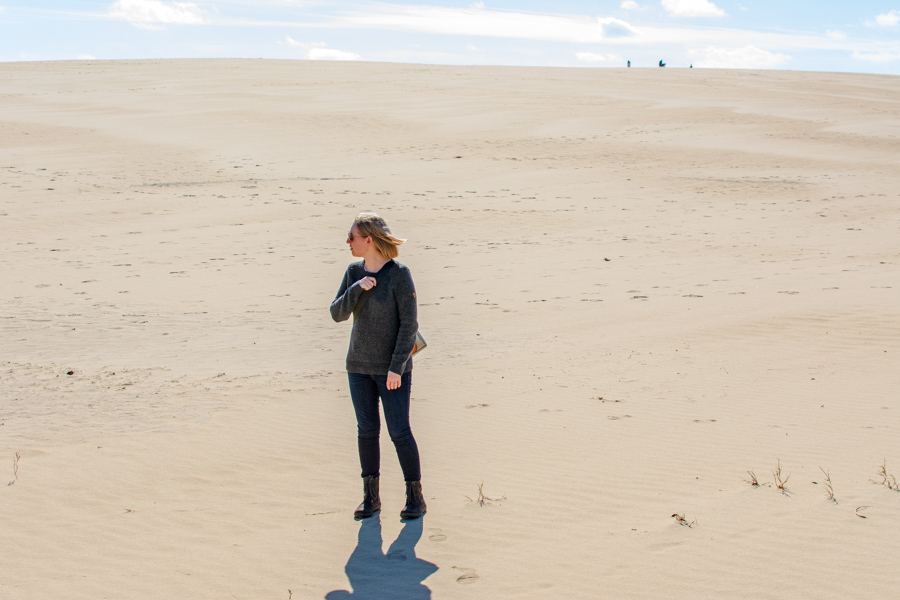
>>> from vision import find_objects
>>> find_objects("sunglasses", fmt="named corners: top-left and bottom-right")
top-left (347, 231), bottom-right (368, 243)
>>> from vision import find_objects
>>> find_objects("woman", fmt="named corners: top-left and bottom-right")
top-left (330, 212), bottom-right (426, 520)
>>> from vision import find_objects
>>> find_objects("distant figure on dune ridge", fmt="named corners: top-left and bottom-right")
top-left (330, 212), bottom-right (427, 521)
top-left (659, 59), bottom-right (666, 67)
top-left (627, 60), bottom-right (631, 68)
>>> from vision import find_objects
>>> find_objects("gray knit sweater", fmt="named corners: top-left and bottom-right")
top-left (330, 259), bottom-right (418, 375)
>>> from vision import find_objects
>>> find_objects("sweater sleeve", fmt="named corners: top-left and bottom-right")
top-left (330, 267), bottom-right (364, 323)
top-left (389, 267), bottom-right (419, 374)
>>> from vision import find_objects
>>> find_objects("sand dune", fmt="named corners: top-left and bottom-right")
top-left (2, 60), bottom-right (899, 598)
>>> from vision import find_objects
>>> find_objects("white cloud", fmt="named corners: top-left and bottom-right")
top-left (599, 16), bottom-right (636, 37)
top-left (661, 0), bottom-right (725, 18)
top-left (620, 1), bottom-right (640, 9)
top-left (283, 35), bottom-right (324, 49)
top-left (233, 3), bottom-right (887, 61)
top-left (280, 36), bottom-right (357, 59)
top-left (109, 0), bottom-right (205, 30)
top-left (465, 44), bottom-right (482, 51)
top-left (281, 3), bottom-right (874, 56)
top-left (470, 1), bottom-right (485, 8)
top-left (737, 2), bottom-right (748, 10)
top-left (853, 49), bottom-right (900, 62)
top-left (77, 54), bottom-right (97, 60)
top-left (308, 47), bottom-right (361, 61)
top-left (687, 45), bottom-right (789, 68)
top-left (576, 51), bottom-right (623, 63)
top-left (337, 5), bottom-right (622, 44)
top-left (826, 30), bottom-right (846, 40)
top-left (875, 10), bottom-right (900, 26)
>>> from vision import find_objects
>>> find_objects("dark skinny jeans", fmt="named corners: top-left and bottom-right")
top-left (348, 371), bottom-right (421, 482)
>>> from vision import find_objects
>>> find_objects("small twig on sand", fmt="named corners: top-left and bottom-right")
top-left (8, 451), bottom-right (20, 486)
top-left (671, 513), bottom-right (698, 527)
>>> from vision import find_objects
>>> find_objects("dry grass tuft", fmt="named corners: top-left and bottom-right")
top-left (773, 459), bottom-right (790, 495)
top-left (818, 468), bottom-right (836, 503)
top-left (875, 460), bottom-right (899, 492)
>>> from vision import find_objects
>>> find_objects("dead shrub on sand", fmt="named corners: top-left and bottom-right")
top-left (464, 482), bottom-right (505, 506)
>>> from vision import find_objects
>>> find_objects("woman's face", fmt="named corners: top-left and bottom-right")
top-left (347, 224), bottom-right (369, 257)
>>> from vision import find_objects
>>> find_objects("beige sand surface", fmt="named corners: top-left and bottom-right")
top-left (2, 60), bottom-right (900, 599)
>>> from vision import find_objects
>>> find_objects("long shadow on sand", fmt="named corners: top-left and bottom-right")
top-left (325, 516), bottom-right (438, 600)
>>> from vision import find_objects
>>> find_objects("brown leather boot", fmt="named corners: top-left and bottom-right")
top-left (400, 481), bottom-right (427, 519)
top-left (354, 476), bottom-right (381, 519)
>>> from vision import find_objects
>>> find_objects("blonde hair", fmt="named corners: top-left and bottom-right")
top-left (354, 212), bottom-right (406, 259)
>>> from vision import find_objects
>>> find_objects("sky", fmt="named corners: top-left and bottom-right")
top-left (1, 1), bottom-right (899, 73)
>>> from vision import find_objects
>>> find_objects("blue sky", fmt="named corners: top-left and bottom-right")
top-left (2, 1), bottom-right (899, 73)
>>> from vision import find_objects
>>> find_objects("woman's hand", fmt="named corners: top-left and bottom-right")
top-left (359, 276), bottom-right (377, 291)
top-left (386, 371), bottom-right (402, 390)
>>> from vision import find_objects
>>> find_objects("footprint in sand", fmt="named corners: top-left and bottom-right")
top-left (452, 566), bottom-right (479, 584)
top-left (428, 529), bottom-right (447, 542)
